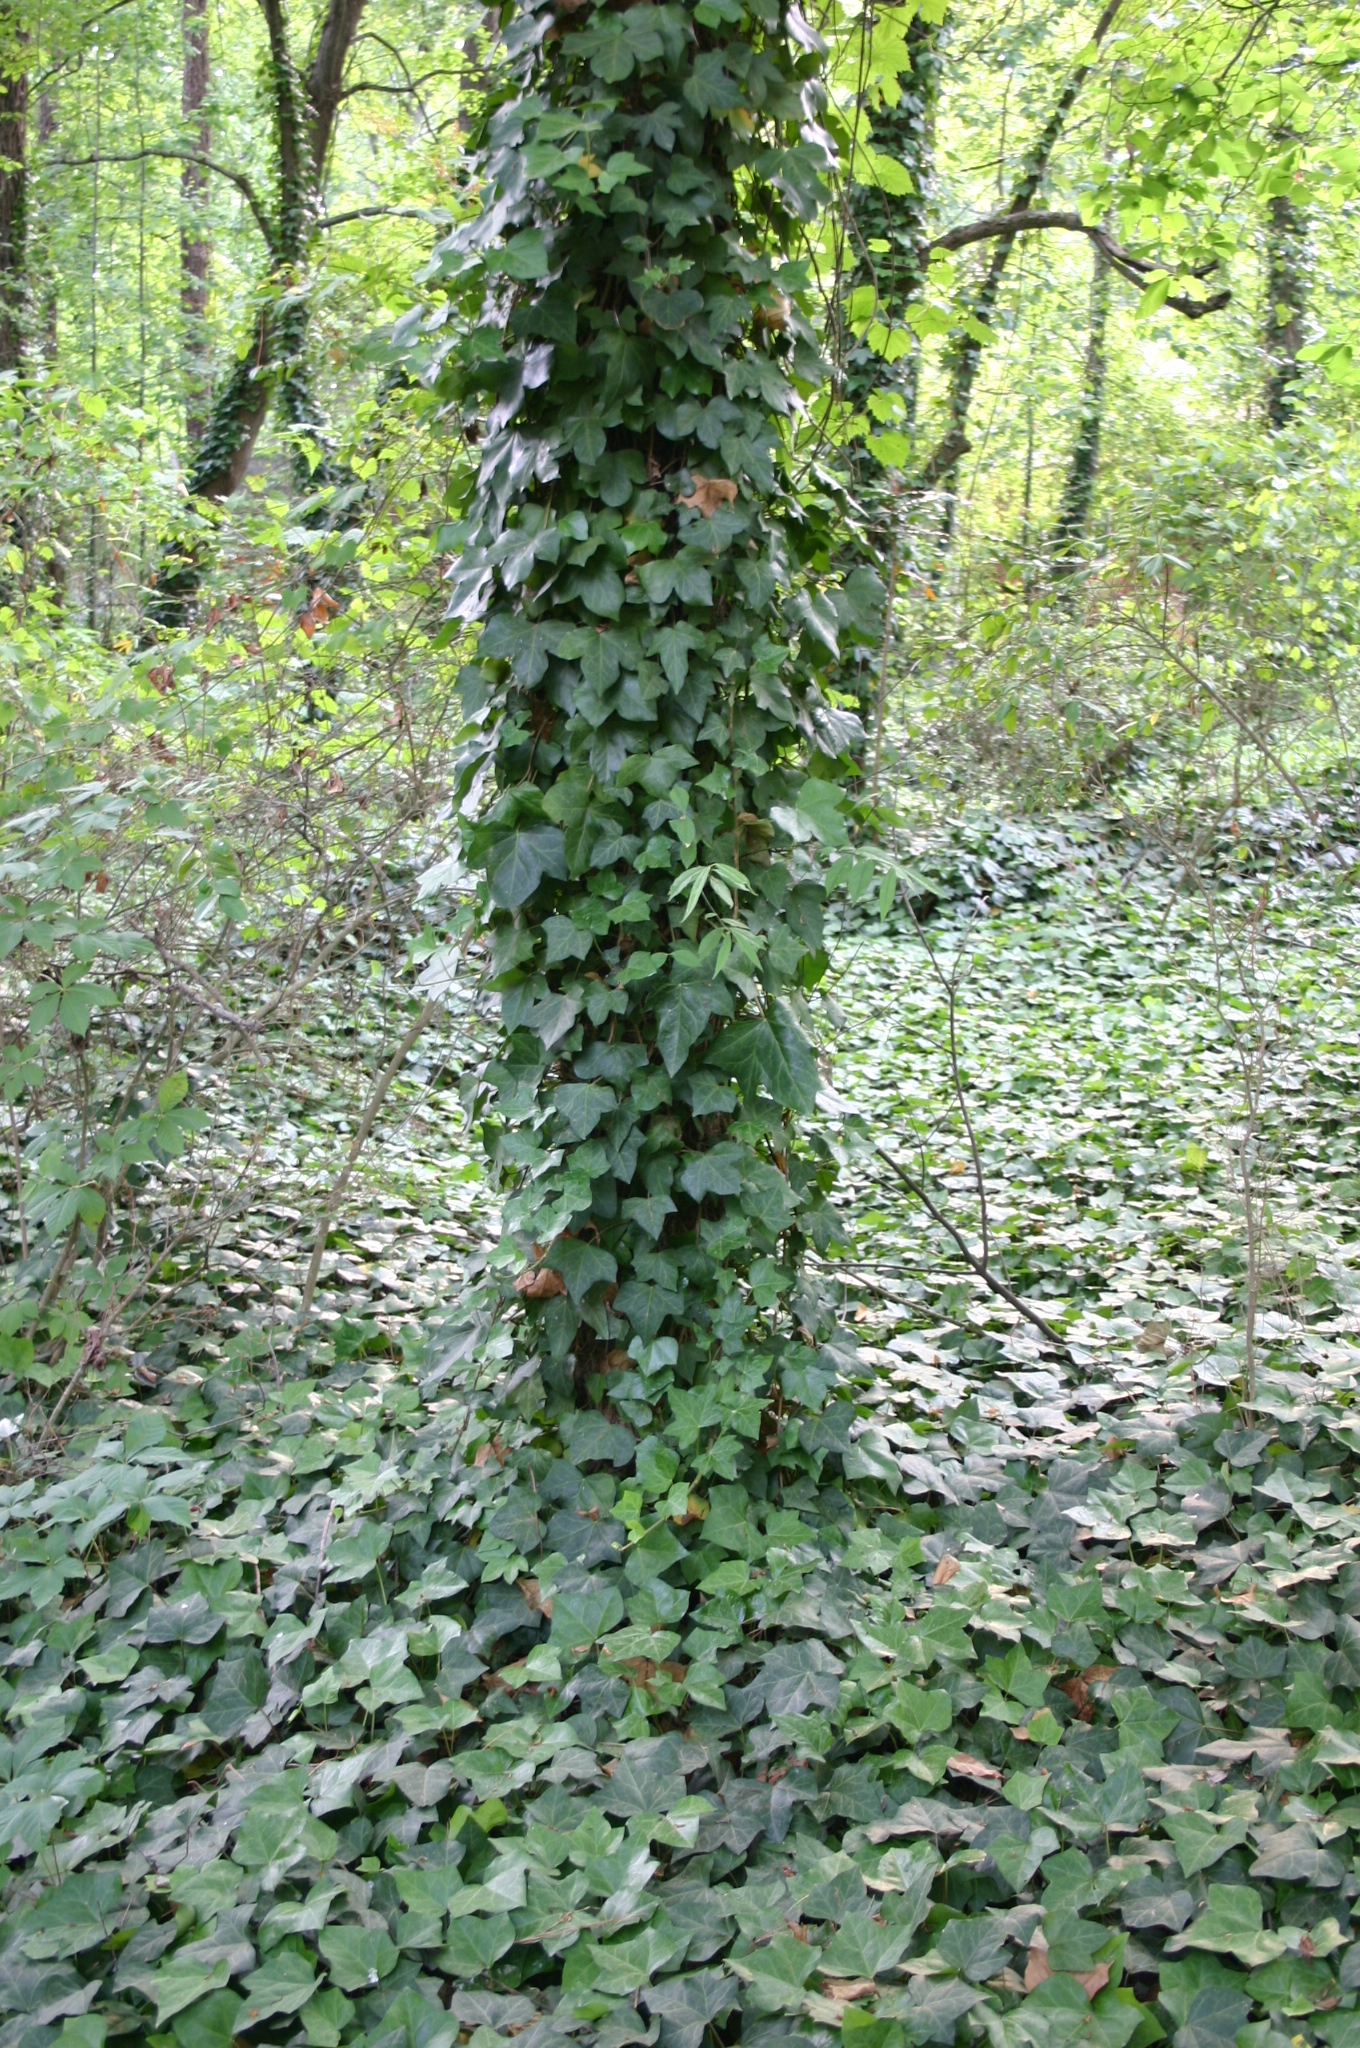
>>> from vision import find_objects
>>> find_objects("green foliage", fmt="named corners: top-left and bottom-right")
top-left (398, 0), bottom-right (886, 1410)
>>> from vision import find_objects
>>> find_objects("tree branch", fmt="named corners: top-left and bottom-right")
top-left (48, 146), bottom-right (273, 248)
top-left (869, 1137), bottom-right (1072, 1352)
top-left (818, 1087), bottom-right (1072, 1352)
top-left (930, 209), bottom-right (1231, 318)
top-left (336, 70), bottom-right (456, 100)
top-left (314, 202), bottom-right (451, 232)
top-left (308, 0), bottom-right (369, 183)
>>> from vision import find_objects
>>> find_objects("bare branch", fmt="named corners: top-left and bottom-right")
top-left (336, 70), bottom-right (457, 100)
top-left (314, 202), bottom-right (451, 232)
top-left (48, 146), bottom-right (274, 248)
top-left (872, 1136), bottom-right (1071, 1352)
top-left (308, 0), bottom-right (369, 181)
top-left (929, 209), bottom-right (1232, 319)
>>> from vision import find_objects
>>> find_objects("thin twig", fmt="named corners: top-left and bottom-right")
top-left (871, 522), bottom-right (900, 810)
top-left (868, 1136), bottom-right (1071, 1353)
top-left (300, 1000), bottom-right (438, 1317)
top-left (48, 147), bottom-right (275, 248)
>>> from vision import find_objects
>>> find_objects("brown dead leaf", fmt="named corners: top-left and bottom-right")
top-left (947, 1753), bottom-right (1004, 1783)
top-left (753, 292), bottom-right (790, 333)
top-left (1082, 1663), bottom-right (1117, 1684)
top-left (1075, 1965), bottom-right (1111, 1999)
top-left (820, 1979), bottom-right (878, 2002)
top-left (1061, 1675), bottom-right (1092, 1723)
top-left (514, 1263), bottom-right (567, 1298)
top-left (1024, 1939), bottom-right (1051, 1991)
top-left (473, 1435), bottom-right (507, 1468)
top-left (299, 586), bottom-right (340, 639)
top-left (519, 1576), bottom-right (553, 1619)
top-left (676, 473), bottom-right (738, 517)
top-left (932, 1554), bottom-right (961, 1586)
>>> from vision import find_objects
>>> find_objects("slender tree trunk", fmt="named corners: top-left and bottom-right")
top-left (35, 88), bottom-right (53, 362)
top-left (845, 13), bottom-right (946, 443)
top-left (1263, 187), bottom-right (1307, 430)
top-left (928, 0), bottom-right (1122, 535)
top-left (148, 0), bottom-right (366, 628)
top-left (181, 0), bottom-right (211, 445)
top-left (0, 50), bottom-right (27, 373)
top-left (1051, 236), bottom-right (1111, 568)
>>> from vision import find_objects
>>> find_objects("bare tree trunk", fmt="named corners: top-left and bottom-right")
top-left (1051, 237), bottom-right (1111, 569)
top-left (181, 0), bottom-right (211, 445)
top-left (928, 0), bottom-right (1122, 537)
top-left (1263, 188), bottom-right (1307, 430)
top-left (0, 52), bottom-right (27, 373)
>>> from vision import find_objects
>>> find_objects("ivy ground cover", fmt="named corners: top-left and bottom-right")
top-left (4, 812), bottom-right (1360, 2048)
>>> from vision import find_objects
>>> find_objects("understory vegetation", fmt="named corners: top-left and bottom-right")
top-left (3, 0), bottom-right (1360, 2041)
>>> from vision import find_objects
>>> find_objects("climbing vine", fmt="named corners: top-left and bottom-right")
top-left (408, 0), bottom-right (885, 1421)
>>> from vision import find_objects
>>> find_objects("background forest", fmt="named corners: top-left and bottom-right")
top-left (2, 1), bottom-right (1360, 2047)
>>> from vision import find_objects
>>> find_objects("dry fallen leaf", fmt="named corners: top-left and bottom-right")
top-left (1024, 1939), bottom-right (1051, 1992)
top-left (947, 1752), bottom-right (1004, 1783)
top-left (676, 473), bottom-right (738, 517)
top-left (932, 1554), bottom-right (961, 1585)
top-left (514, 1263), bottom-right (567, 1298)
top-left (820, 1979), bottom-right (879, 2002)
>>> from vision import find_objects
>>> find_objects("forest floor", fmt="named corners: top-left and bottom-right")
top-left (9, 798), bottom-right (1360, 2048)
top-left (115, 795), bottom-right (1360, 1412)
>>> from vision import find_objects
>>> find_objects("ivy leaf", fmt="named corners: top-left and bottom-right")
top-left (549, 1576), bottom-right (625, 1651)
top-left (1249, 1826), bottom-right (1346, 1884)
top-left (546, 1237), bottom-right (617, 1302)
top-left (238, 1952), bottom-right (318, 2025)
top-left (490, 228), bottom-right (552, 279)
top-left (485, 825), bottom-right (569, 909)
top-left (149, 1956), bottom-right (236, 2024)
top-left (1168, 1884), bottom-right (1288, 1966)
top-left (436, 1915), bottom-right (515, 1977)
top-left (200, 1649), bottom-right (268, 1740)
top-left (657, 980), bottom-right (726, 1075)
top-left (1164, 1811), bottom-right (1248, 1877)
top-left (553, 1082), bottom-right (616, 1137)
top-left (317, 1927), bottom-right (400, 1994)
top-left (708, 1001), bottom-right (819, 1112)
top-left (679, 1145), bottom-right (744, 1199)
top-left (171, 1992), bottom-right (244, 2048)
top-left (729, 1930), bottom-right (821, 2012)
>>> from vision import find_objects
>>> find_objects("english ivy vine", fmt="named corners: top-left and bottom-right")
top-left (405, 0), bottom-right (885, 1427)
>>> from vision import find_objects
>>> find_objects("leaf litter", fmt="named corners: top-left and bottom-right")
top-left (4, 809), bottom-right (1360, 2048)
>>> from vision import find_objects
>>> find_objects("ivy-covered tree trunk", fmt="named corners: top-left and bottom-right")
top-left (844, 10), bottom-right (946, 448)
top-left (181, 0), bottom-right (211, 446)
top-left (149, 0), bottom-right (364, 627)
top-left (1051, 236), bottom-right (1110, 570)
top-left (416, 0), bottom-right (880, 1467)
top-left (0, 39), bottom-right (27, 375)
top-left (1263, 187), bottom-right (1307, 430)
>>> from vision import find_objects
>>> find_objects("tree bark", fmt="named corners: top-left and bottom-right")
top-left (1263, 187), bottom-right (1307, 430)
top-left (1051, 236), bottom-right (1111, 568)
top-left (928, 0), bottom-right (1122, 533)
top-left (181, 0), bottom-right (211, 445)
top-left (0, 48), bottom-right (27, 373)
